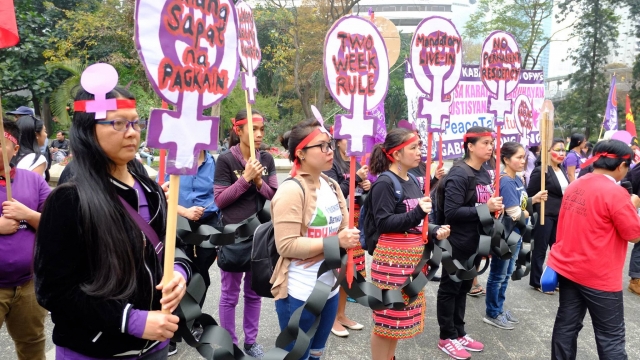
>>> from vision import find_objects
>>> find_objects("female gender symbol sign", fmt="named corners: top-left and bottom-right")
top-left (410, 16), bottom-right (462, 133)
top-left (135, 0), bottom-right (240, 175)
top-left (514, 94), bottom-right (533, 147)
top-left (324, 15), bottom-right (389, 156)
top-left (480, 31), bottom-right (521, 126)
top-left (236, 0), bottom-right (261, 104)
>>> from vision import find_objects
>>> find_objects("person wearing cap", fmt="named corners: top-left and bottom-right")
top-left (0, 119), bottom-right (51, 360)
top-left (6, 106), bottom-right (34, 119)
top-left (213, 109), bottom-right (277, 358)
top-left (548, 140), bottom-right (640, 359)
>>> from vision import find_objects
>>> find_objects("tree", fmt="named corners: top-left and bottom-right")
top-left (555, 0), bottom-right (619, 139)
top-left (46, 60), bottom-right (85, 126)
top-left (463, 0), bottom-right (572, 70)
top-left (263, 0), bottom-right (361, 118)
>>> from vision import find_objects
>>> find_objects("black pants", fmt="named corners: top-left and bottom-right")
top-left (530, 216), bottom-right (558, 288)
top-left (436, 246), bottom-right (477, 340)
top-left (551, 275), bottom-right (626, 360)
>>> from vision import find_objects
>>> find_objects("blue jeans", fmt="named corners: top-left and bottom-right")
top-left (485, 239), bottom-right (521, 318)
top-left (275, 294), bottom-right (339, 360)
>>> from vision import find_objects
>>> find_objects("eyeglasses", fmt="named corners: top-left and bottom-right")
top-left (303, 140), bottom-right (335, 153)
top-left (96, 119), bottom-right (146, 132)
top-left (550, 148), bottom-right (566, 153)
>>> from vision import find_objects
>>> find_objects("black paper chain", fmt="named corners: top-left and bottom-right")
top-left (173, 215), bottom-right (442, 360)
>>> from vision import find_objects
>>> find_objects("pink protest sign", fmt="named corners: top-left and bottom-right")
top-left (79, 63), bottom-right (119, 119)
top-left (324, 15), bottom-right (389, 156)
top-left (236, 0), bottom-right (261, 104)
top-left (480, 31), bottom-right (521, 126)
top-left (135, 0), bottom-right (239, 175)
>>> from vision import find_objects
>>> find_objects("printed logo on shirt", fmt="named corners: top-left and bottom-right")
top-left (476, 184), bottom-right (493, 205)
top-left (18, 219), bottom-right (27, 230)
top-left (404, 198), bottom-right (423, 232)
top-left (307, 180), bottom-right (342, 238)
top-left (233, 168), bottom-right (269, 179)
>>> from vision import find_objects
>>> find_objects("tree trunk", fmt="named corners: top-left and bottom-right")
top-left (32, 95), bottom-right (41, 117)
top-left (41, 97), bottom-right (55, 138)
top-left (315, 82), bottom-right (326, 112)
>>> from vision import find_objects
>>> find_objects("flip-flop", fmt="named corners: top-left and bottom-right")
top-left (468, 284), bottom-right (485, 296)
top-left (535, 287), bottom-right (555, 295)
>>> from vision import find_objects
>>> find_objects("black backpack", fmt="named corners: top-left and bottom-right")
top-left (430, 162), bottom-right (477, 225)
top-left (250, 178), bottom-right (304, 298)
top-left (362, 171), bottom-right (420, 255)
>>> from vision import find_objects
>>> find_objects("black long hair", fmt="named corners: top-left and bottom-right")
top-left (369, 128), bottom-right (414, 175)
top-left (569, 133), bottom-right (585, 151)
top-left (592, 140), bottom-right (633, 170)
top-left (65, 86), bottom-right (149, 300)
top-left (13, 115), bottom-right (44, 167)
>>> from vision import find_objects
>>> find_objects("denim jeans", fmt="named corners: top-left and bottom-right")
top-left (275, 294), bottom-right (339, 360)
top-left (485, 239), bottom-right (521, 318)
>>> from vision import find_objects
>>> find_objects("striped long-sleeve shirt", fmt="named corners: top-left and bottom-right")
top-left (214, 145), bottom-right (278, 225)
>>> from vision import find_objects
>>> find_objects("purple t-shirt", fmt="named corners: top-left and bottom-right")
top-left (563, 150), bottom-right (584, 179)
top-left (0, 168), bottom-right (50, 288)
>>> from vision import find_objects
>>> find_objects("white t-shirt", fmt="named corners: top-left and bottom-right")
top-left (288, 177), bottom-right (342, 301)
top-left (16, 153), bottom-right (47, 178)
top-left (554, 168), bottom-right (569, 194)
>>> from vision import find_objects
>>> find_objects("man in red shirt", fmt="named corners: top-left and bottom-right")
top-left (548, 140), bottom-right (640, 360)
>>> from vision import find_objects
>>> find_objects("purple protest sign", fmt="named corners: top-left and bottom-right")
top-left (410, 16), bottom-right (462, 134)
top-left (604, 75), bottom-right (618, 131)
top-left (236, 0), bottom-right (261, 104)
top-left (480, 31), bottom-right (521, 126)
top-left (324, 15), bottom-right (389, 156)
top-left (135, 0), bottom-right (239, 175)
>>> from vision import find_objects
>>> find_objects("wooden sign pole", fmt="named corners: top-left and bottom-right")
top-left (540, 112), bottom-right (548, 225)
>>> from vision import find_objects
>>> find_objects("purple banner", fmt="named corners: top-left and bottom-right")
top-left (604, 75), bottom-right (618, 131)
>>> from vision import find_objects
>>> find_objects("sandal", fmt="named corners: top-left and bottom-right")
top-left (468, 284), bottom-right (485, 296)
top-left (534, 287), bottom-right (555, 295)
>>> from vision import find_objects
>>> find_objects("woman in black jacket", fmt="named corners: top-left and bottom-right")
top-left (527, 138), bottom-right (569, 294)
top-left (34, 83), bottom-right (191, 359)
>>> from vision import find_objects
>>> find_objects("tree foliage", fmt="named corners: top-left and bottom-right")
top-left (554, 0), bottom-right (619, 139)
top-left (463, 0), bottom-right (558, 70)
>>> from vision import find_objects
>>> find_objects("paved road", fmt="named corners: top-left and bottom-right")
top-left (3, 172), bottom-right (640, 359)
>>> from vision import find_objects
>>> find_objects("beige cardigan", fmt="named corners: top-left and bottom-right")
top-left (269, 171), bottom-right (349, 299)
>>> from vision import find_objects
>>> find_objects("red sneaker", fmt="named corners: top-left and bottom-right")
top-left (438, 338), bottom-right (471, 360)
top-left (457, 335), bottom-right (484, 352)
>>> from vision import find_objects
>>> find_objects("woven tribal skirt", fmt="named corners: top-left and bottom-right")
top-left (353, 204), bottom-right (366, 278)
top-left (371, 233), bottom-right (425, 339)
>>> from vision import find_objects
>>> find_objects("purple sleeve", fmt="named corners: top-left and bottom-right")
top-left (257, 175), bottom-right (278, 200)
top-left (127, 309), bottom-right (148, 338)
top-left (174, 263), bottom-right (188, 282)
top-left (37, 176), bottom-right (52, 212)
top-left (214, 177), bottom-right (252, 209)
top-left (564, 152), bottom-right (580, 168)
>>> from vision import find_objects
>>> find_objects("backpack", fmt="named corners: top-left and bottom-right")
top-left (250, 178), bottom-right (304, 298)
top-left (361, 171), bottom-right (420, 255)
top-left (430, 162), bottom-right (477, 225)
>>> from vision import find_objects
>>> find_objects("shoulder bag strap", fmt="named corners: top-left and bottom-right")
top-left (119, 196), bottom-right (163, 263)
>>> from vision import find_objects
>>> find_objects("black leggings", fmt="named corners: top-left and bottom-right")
top-left (529, 216), bottom-right (558, 288)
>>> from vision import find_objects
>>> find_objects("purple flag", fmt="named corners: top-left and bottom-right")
top-left (604, 75), bottom-right (618, 131)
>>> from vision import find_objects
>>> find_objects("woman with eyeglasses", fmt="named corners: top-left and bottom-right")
top-left (213, 109), bottom-right (277, 358)
top-left (13, 115), bottom-right (48, 178)
top-left (366, 128), bottom-right (449, 360)
top-left (35, 85), bottom-right (191, 359)
top-left (527, 138), bottom-right (569, 294)
top-left (270, 118), bottom-right (359, 360)
top-left (322, 127), bottom-right (370, 338)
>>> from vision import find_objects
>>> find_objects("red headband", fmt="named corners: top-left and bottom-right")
top-left (4, 132), bottom-right (17, 146)
top-left (382, 133), bottom-right (419, 162)
top-left (463, 132), bottom-right (496, 142)
top-left (291, 127), bottom-right (324, 177)
top-left (232, 116), bottom-right (264, 134)
top-left (581, 152), bottom-right (631, 169)
top-left (74, 99), bottom-right (137, 112)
